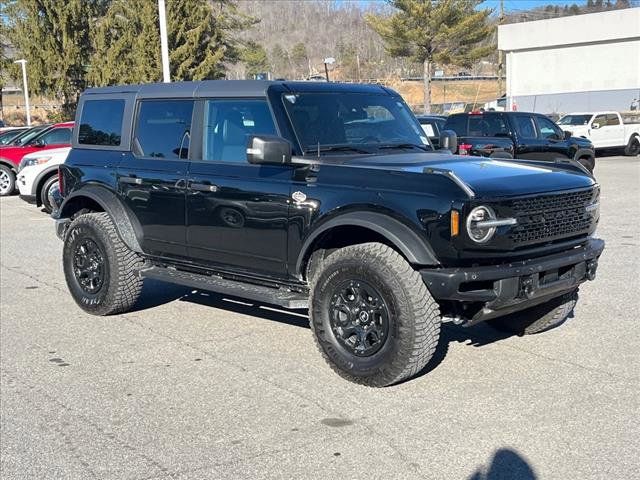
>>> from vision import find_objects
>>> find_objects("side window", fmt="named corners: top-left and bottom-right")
top-left (536, 116), bottom-right (562, 140)
top-left (79, 99), bottom-right (125, 146)
top-left (39, 127), bottom-right (72, 145)
top-left (134, 100), bottom-right (194, 159)
top-left (482, 113), bottom-right (509, 136)
top-left (443, 115), bottom-right (467, 136)
top-left (606, 114), bottom-right (620, 126)
top-left (513, 116), bottom-right (537, 139)
top-left (592, 115), bottom-right (607, 128)
top-left (202, 99), bottom-right (277, 162)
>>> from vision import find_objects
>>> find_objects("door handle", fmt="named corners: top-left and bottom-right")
top-left (120, 176), bottom-right (142, 185)
top-left (190, 182), bottom-right (218, 193)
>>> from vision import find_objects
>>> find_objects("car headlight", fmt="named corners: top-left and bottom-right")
top-left (466, 206), bottom-right (497, 243)
top-left (19, 155), bottom-right (52, 171)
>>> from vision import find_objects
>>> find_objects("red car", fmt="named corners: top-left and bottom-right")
top-left (0, 121), bottom-right (74, 196)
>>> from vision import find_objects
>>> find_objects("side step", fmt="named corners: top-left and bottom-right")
top-left (139, 266), bottom-right (309, 310)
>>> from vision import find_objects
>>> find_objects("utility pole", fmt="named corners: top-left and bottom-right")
top-left (497, 0), bottom-right (504, 99)
top-left (158, 0), bottom-right (170, 82)
top-left (14, 59), bottom-right (30, 126)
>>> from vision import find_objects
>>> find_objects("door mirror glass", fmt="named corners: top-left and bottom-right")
top-left (564, 130), bottom-right (572, 140)
top-left (247, 135), bottom-right (292, 165)
top-left (34, 138), bottom-right (46, 147)
top-left (591, 122), bottom-right (600, 129)
top-left (438, 130), bottom-right (458, 152)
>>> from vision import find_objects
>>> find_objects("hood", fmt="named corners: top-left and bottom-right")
top-left (344, 153), bottom-right (595, 198)
top-left (22, 146), bottom-right (71, 160)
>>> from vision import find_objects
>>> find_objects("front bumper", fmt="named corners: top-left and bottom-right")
top-left (421, 238), bottom-right (604, 325)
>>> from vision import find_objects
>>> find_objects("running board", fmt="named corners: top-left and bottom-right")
top-left (139, 266), bottom-right (309, 309)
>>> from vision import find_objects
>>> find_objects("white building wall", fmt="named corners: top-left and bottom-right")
top-left (499, 8), bottom-right (640, 113)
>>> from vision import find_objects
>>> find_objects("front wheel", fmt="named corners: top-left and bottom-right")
top-left (487, 289), bottom-right (578, 335)
top-left (63, 212), bottom-right (143, 315)
top-left (0, 164), bottom-right (16, 197)
top-left (309, 242), bottom-right (441, 387)
top-left (624, 136), bottom-right (640, 156)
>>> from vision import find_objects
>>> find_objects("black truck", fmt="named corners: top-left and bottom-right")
top-left (52, 81), bottom-right (604, 387)
top-left (444, 111), bottom-right (596, 172)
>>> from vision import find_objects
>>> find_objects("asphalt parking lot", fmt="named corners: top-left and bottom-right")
top-left (1, 155), bottom-right (639, 480)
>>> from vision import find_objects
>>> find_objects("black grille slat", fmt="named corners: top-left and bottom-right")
top-left (504, 188), bottom-right (597, 246)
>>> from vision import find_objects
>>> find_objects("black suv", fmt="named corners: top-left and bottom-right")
top-left (444, 111), bottom-right (596, 172)
top-left (53, 81), bottom-right (604, 386)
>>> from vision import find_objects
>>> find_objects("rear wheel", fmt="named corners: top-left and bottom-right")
top-left (487, 289), bottom-right (578, 335)
top-left (624, 136), bottom-right (640, 156)
top-left (63, 212), bottom-right (143, 315)
top-left (0, 164), bottom-right (15, 197)
top-left (40, 175), bottom-right (58, 213)
top-left (309, 242), bottom-right (441, 387)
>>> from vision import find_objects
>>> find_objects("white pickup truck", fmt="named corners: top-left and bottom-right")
top-left (558, 111), bottom-right (640, 156)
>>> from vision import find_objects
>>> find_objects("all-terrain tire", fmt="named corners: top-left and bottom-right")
top-left (487, 289), bottom-right (578, 335)
top-left (624, 135), bottom-right (640, 156)
top-left (0, 164), bottom-right (16, 197)
top-left (309, 242), bottom-right (441, 387)
top-left (63, 212), bottom-right (143, 315)
top-left (40, 175), bottom-right (58, 213)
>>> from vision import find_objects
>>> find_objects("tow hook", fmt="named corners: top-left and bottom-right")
top-left (586, 260), bottom-right (598, 281)
top-left (521, 275), bottom-right (535, 299)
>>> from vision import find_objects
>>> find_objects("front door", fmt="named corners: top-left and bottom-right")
top-left (117, 99), bottom-right (194, 258)
top-left (590, 114), bottom-right (624, 148)
top-left (510, 114), bottom-right (547, 160)
top-left (535, 115), bottom-right (571, 160)
top-left (186, 98), bottom-right (292, 278)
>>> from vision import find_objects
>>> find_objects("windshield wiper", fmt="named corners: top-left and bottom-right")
top-left (303, 145), bottom-right (371, 155)
top-left (376, 143), bottom-right (430, 151)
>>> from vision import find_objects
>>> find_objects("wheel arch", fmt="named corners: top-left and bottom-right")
top-left (0, 157), bottom-right (17, 173)
top-left (296, 211), bottom-right (439, 279)
top-left (33, 166), bottom-right (59, 204)
top-left (58, 185), bottom-right (143, 253)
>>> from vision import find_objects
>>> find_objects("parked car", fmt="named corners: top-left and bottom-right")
top-left (0, 127), bottom-right (30, 146)
top-left (0, 121), bottom-right (73, 196)
top-left (53, 80), bottom-right (603, 387)
top-left (1, 124), bottom-right (51, 148)
top-left (17, 147), bottom-right (70, 213)
top-left (443, 111), bottom-right (596, 172)
top-left (558, 111), bottom-right (640, 155)
top-left (416, 115), bottom-right (446, 148)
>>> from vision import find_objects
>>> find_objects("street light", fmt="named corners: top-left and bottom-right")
top-left (14, 59), bottom-right (31, 126)
top-left (158, 0), bottom-right (170, 82)
top-left (323, 57), bottom-right (335, 82)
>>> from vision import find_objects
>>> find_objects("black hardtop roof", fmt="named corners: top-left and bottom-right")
top-left (82, 80), bottom-right (394, 98)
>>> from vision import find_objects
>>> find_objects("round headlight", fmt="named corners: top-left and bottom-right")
top-left (466, 206), bottom-right (497, 244)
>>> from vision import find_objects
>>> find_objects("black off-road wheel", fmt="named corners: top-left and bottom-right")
top-left (624, 136), bottom-right (640, 156)
top-left (39, 175), bottom-right (58, 214)
top-left (63, 212), bottom-right (143, 315)
top-left (487, 289), bottom-right (578, 336)
top-left (0, 164), bottom-right (15, 197)
top-left (309, 242), bottom-right (441, 387)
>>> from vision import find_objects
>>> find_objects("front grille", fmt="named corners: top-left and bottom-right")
top-left (505, 188), bottom-right (598, 246)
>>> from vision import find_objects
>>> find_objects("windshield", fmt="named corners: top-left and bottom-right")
top-left (0, 129), bottom-right (27, 145)
top-left (282, 92), bottom-right (431, 155)
top-left (558, 114), bottom-right (592, 126)
top-left (7, 126), bottom-right (49, 146)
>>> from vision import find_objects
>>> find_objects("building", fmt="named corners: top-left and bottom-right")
top-left (498, 8), bottom-right (640, 114)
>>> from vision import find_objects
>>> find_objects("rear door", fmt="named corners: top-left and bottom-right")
top-left (186, 98), bottom-right (292, 278)
top-left (117, 99), bottom-right (193, 257)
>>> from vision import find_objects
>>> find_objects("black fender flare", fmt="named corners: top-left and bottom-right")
top-left (295, 211), bottom-right (440, 275)
top-left (58, 184), bottom-right (144, 253)
top-left (573, 148), bottom-right (594, 162)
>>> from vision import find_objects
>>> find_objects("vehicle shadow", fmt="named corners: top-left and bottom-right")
top-left (133, 283), bottom-right (517, 370)
top-left (468, 448), bottom-right (537, 480)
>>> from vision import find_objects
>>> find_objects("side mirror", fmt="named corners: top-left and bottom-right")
top-left (438, 130), bottom-right (458, 152)
top-left (33, 138), bottom-right (46, 147)
top-left (564, 130), bottom-right (572, 140)
top-left (591, 122), bottom-right (600, 129)
top-left (246, 135), bottom-right (292, 165)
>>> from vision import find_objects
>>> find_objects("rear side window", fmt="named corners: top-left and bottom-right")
top-left (79, 100), bottom-right (125, 146)
top-left (443, 115), bottom-right (467, 136)
top-left (606, 114), bottom-right (620, 126)
top-left (134, 100), bottom-right (194, 159)
top-left (513, 115), bottom-right (537, 139)
top-left (38, 126), bottom-right (72, 146)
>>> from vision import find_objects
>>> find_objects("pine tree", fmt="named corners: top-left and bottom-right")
top-left (90, 0), bottom-right (255, 86)
top-left (5, 0), bottom-right (108, 115)
top-left (241, 42), bottom-right (269, 78)
top-left (291, 43), bottom-right (308, 79)
top-left (366, 0), bottom-right (494, 113)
